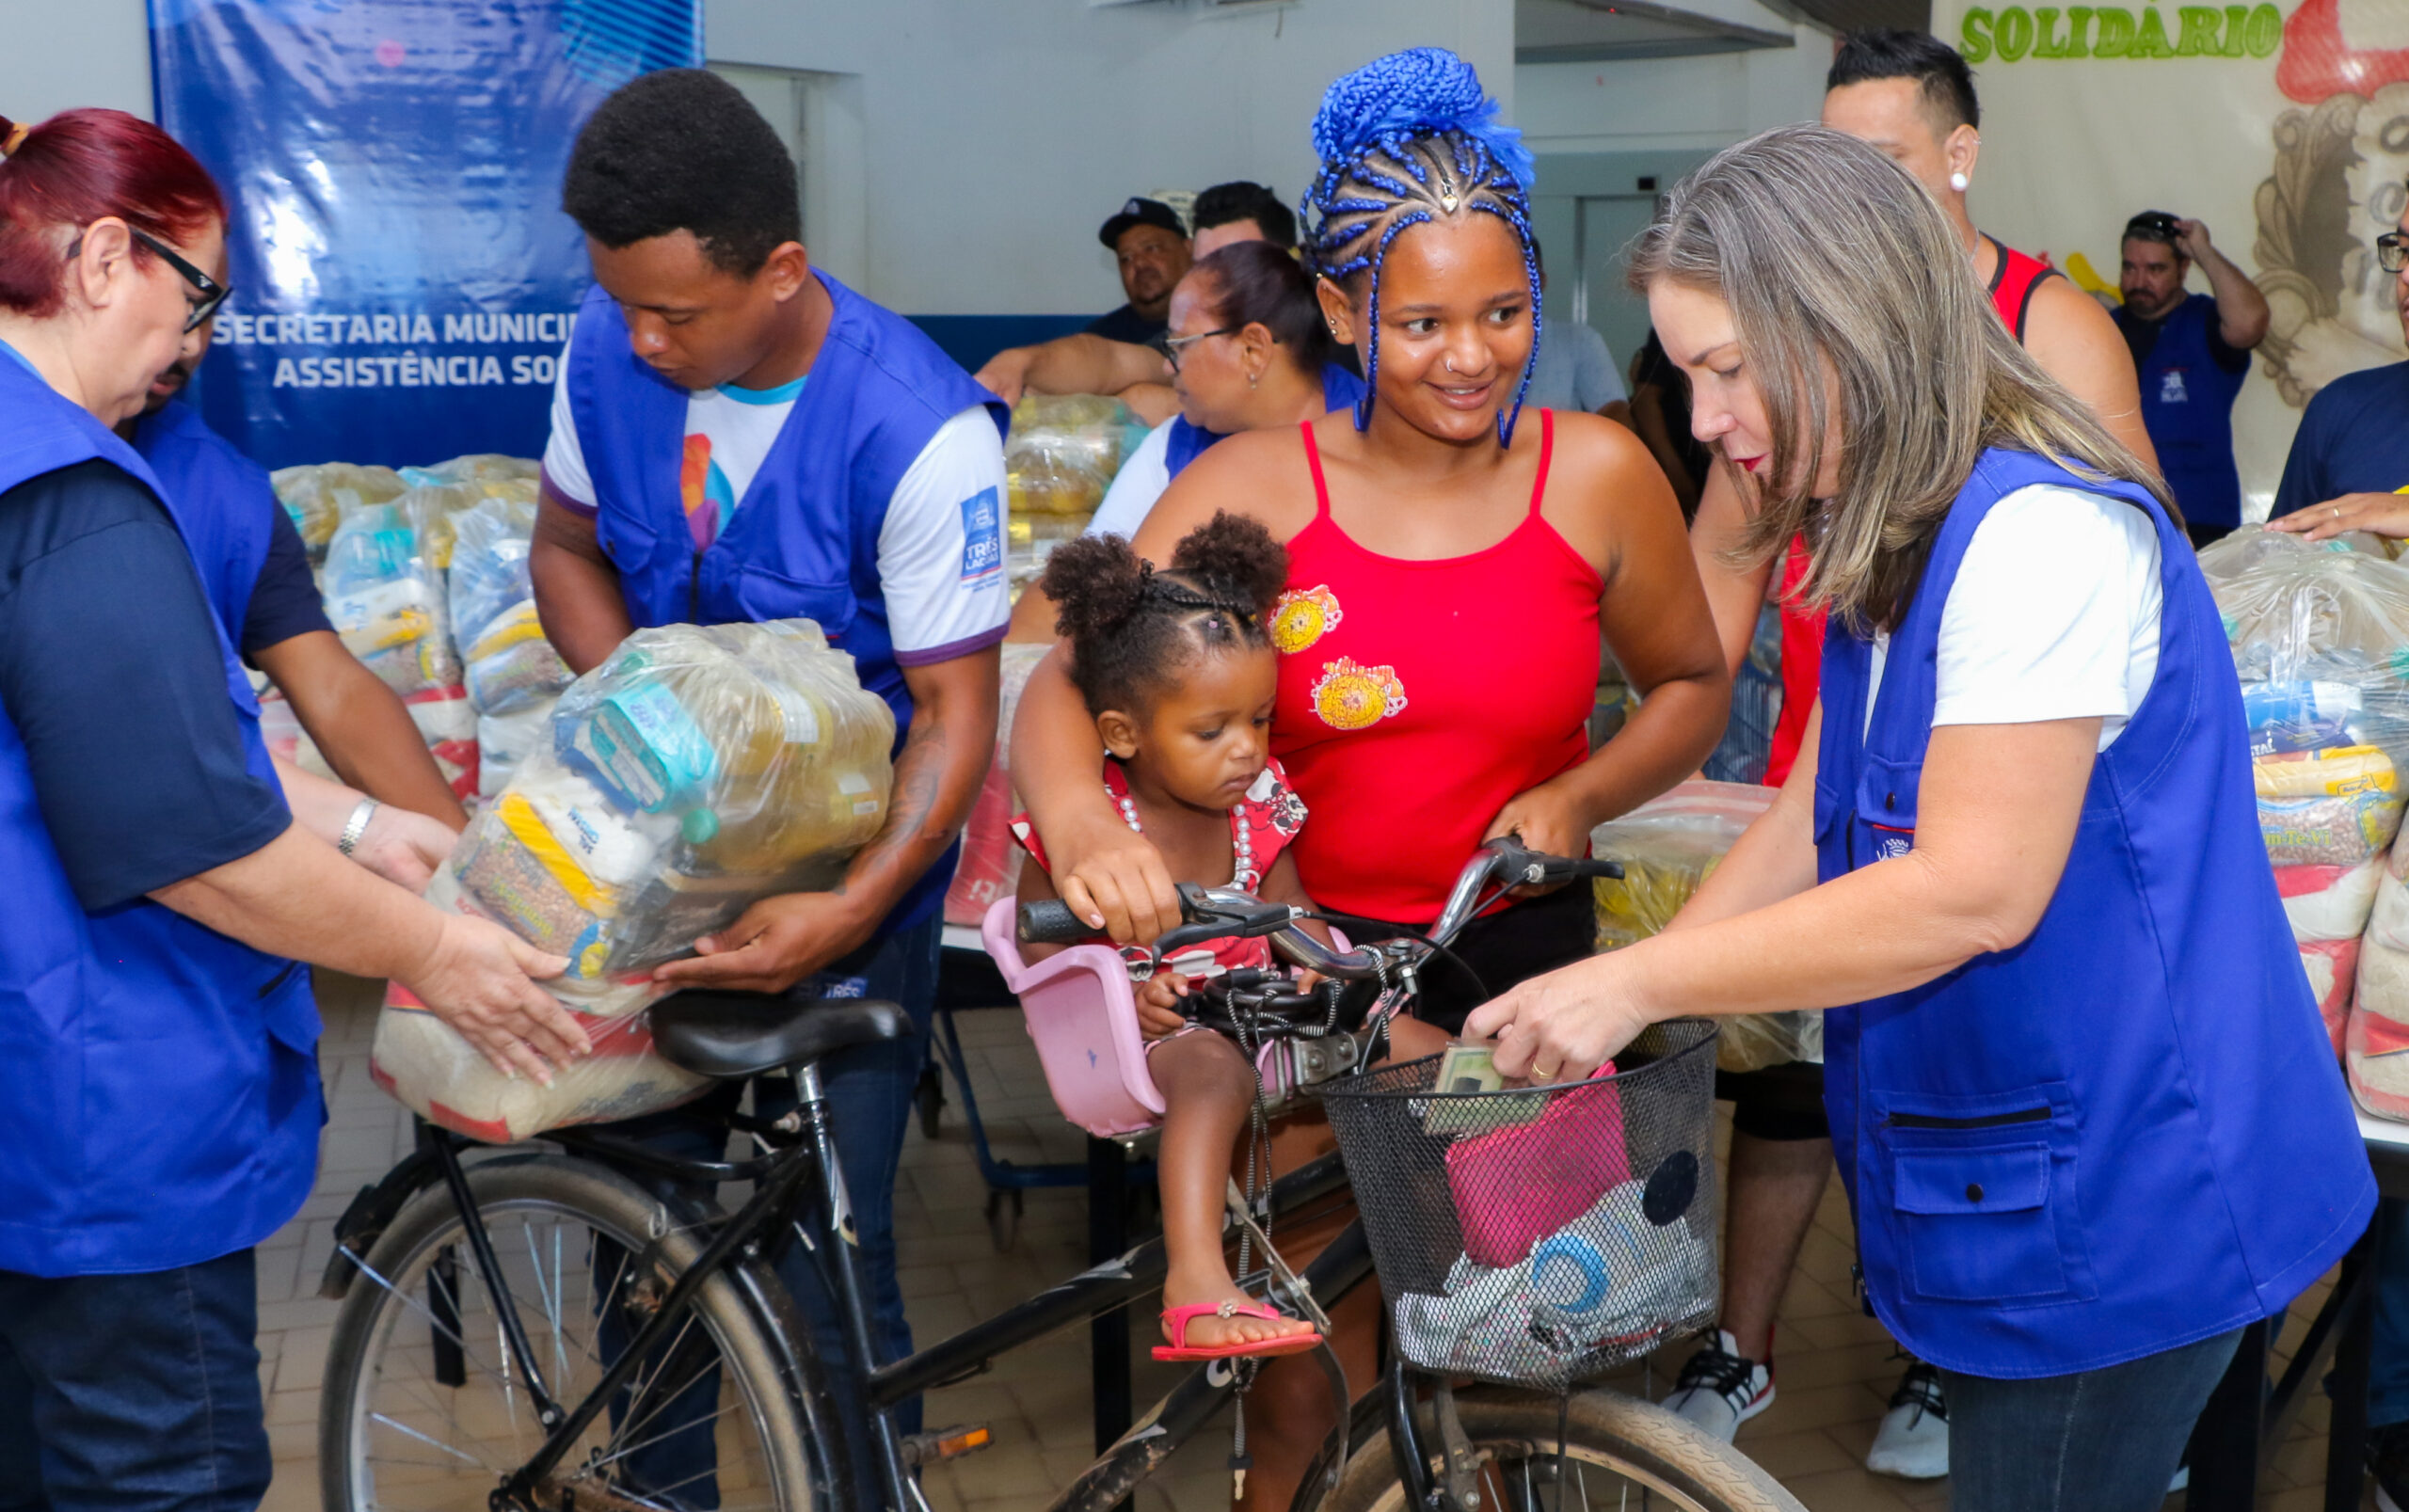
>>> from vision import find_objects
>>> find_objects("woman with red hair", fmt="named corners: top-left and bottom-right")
top-left (0, 109), bottom-right (580, 1509)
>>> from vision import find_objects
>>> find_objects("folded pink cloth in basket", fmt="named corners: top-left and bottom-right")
top-left (1445, 1074), bottom-right (1631, 1269)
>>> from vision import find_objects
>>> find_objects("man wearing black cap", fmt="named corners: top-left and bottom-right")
top-left (1086, 195), bottom-right (1191, 344)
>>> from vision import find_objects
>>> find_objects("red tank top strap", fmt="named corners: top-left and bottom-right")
top-left (1300, 420), bottom-right (1333, 519)
top-left (1527, 407), bottom-right (1555, 518)
top-left (1984, 236), bottom-right (2060, 344)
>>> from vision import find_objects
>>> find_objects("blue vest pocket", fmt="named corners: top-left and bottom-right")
top-left (1891, 1141), bottom-right (2072, 1302)
top-left (728, 565), bottom-right (857, 641)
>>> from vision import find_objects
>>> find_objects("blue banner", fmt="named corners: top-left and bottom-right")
top-left (150, 0), bottom-right (701, 470)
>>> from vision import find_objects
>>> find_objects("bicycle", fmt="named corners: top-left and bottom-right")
top-left (316, 839), bottom-right (1806, 1512)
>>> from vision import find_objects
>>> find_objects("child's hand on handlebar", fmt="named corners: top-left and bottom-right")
top-left (1136, 970), bottom-right (1192, 1038)
top-left (1464, 953), bottom-right (1652, 1084)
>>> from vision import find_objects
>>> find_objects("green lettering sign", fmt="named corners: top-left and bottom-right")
top-left (2245, 2), bottom-right (2281, 55)
top-left (1997, 5), bottom-right (2034, 58)
top-left (1968, 0), bottom-right (2278, 59)
top-left (1962, 5), bottom-right (1995, 60)
top-left (2093, 7), bottom-right (2135, 55)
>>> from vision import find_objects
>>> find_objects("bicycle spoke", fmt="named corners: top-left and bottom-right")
top-left (335, 1188), bottom-right (796, 1512)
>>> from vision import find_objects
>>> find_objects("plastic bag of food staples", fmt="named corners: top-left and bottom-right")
top-left (1005, 394), bottom-right (1147, 517)
top-left (1588, 782), bottom-right (1815, 1073)
top-left (449, 495), bottom-right (573, 719)
top-left (375, 619), bottom-right (897, 1138)
top-left (323, 502), bottom-right (461, 695)
top-left (2352, 936), bottom-right (2409, 1119)
top-left (270, 461), bottom-right (407, 558)
top-left (371, 982), bottom-right (711, 1144)
top-left (945, 644), bottom-right (1048, 926)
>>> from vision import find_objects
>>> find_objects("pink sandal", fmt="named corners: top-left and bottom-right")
top-left (1152, 1299), bottom-right (1323, 1362)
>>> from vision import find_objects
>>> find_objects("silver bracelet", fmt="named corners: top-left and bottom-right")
top-left (337, 798), bottom-right (381, 858)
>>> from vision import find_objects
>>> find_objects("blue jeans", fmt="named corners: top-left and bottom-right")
top-left (598, 915), bottom-right (939, 1504)
top-left (1938, 1326), bottom-right (2243, 1512)
top-left (0, 1249), bottom-right (270, 1512)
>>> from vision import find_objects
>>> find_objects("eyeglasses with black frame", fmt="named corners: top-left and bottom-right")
top-left (127, 228), bottom-right (231, 332)
top-left (1162, 325), bottom-right (1243, 374)
top-left (2380, 232), bottom-right (2409, 276)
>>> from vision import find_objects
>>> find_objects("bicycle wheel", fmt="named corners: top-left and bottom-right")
top-left (1294, 1385), bottom-right (1804, 1512)
top-left (320, 1153), bottom-right (819, 1511)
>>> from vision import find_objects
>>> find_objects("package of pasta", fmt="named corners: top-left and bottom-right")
top-left (1587, 782), bottom-right (1812, 1073)
top-left (270, 461), bottom-right (407, 559)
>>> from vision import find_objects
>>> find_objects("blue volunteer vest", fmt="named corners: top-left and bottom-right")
top-left (1162, 362), bottom-right (1368, 480)
top-left (565, 272), bottom-right (1008, 933)
top-left (2125, 294), bottom-right (2247, 530)
top-left (0, 354), bottom-right (320, 1279)
top-left (132, 398), bottom-right (279, 648)
top-left (1813, 448), bottom-right (2372, 1377)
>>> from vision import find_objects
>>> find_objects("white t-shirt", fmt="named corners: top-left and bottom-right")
top-left (1865, 484), bottom-right (2163, 752)
top-left (1084, 418), bottom-right (1174, 542)
top-left (543, 354), bottom-right (1010, 664)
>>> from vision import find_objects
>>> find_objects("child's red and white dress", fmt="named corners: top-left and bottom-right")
top-left (1012, 757), bottom-right (1308, 982)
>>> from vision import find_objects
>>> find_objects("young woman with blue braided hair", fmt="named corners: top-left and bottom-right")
top-left (1013, 48), bottom-right (1730, 1506)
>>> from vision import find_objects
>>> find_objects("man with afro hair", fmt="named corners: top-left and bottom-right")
top-left (531, 66), bottom-right (1009, 1497)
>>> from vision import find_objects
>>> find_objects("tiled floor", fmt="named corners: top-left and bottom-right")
top-left (261, 973), bottom-right (2365, 1510)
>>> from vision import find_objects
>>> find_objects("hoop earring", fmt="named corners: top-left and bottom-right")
top-left (1949, 171), bottom-right (1970, 192)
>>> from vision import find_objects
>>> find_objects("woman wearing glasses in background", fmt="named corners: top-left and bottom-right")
top-left (0, 109), bottom-right (580, 1510)
top-left (1007, 240), bottom-right (1366, 640)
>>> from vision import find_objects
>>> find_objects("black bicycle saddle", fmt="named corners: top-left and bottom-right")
top-left (650, 991), bottom-right (914, 1078)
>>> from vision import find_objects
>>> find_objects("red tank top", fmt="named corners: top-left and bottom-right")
top-left (1762, 245), bottom-right (2051, 786)
top-left (1271, 409), bottom-right (1603, 921)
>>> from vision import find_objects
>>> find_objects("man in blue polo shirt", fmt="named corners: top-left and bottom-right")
top-left (528, 69), bottom-right (1005, 1493)
top-left (2114, 211), bottom-right (2269, 549)
top-left (120, 276), bottom-right (468, 829)
top-left (2269, 199), bottom-right (2409, 533)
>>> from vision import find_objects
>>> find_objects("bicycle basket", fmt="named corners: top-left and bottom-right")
top-left (1319, 1019), bottom-right (1720, 1390)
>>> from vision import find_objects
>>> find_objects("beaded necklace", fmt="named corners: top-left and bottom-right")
top-left (1109, 773), bottom-right (1259, 891)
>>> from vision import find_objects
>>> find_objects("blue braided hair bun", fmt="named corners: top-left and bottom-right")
top-left (1309, 48), bottom-right (1533, 192)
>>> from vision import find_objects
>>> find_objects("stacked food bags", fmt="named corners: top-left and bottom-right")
top-left (372, 618), bottom-right (896, 1140)
top-left (2204, 545), bottom-right (2409, 1088)
top-left (1004, 394), bottom-right (1149, 594)
top-left (1589, 782), bottom-right (1812, 1072)
top-left (269, 461), bottom-right (407, 560)
top-left (321, 501), bottom-right (478, 799)
top-left (448, 495), bottom-right (572, 796)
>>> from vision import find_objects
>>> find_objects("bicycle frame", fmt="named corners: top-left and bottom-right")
top-left (375, 1081), bottom-right (1374, 1512)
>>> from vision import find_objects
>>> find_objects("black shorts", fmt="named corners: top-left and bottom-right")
top-left (1341, 883), bottom-right (1597, 1036)
top-left (1715, 1059), bottom-right (1829, 1141)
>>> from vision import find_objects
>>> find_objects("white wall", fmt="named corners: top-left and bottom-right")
top-left (0, 0), bottom-right (151, 123)
top-left (706, 0), bottom-right (1516, 315)
top-left (1515, 28), bottom-right (1833, 157)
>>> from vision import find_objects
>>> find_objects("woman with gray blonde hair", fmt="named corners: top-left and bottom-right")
top-left (1470, 124), bottom-right (2371, 1511)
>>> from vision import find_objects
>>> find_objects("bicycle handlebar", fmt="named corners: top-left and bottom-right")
top-left (1013, 837), bottom-right (1621, 978)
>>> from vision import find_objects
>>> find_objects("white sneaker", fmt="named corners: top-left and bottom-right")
top-left (1663, 1329), bottom-right (1774, 1441)
top-left (1865, 1360), bottom-right (1949, 1479)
